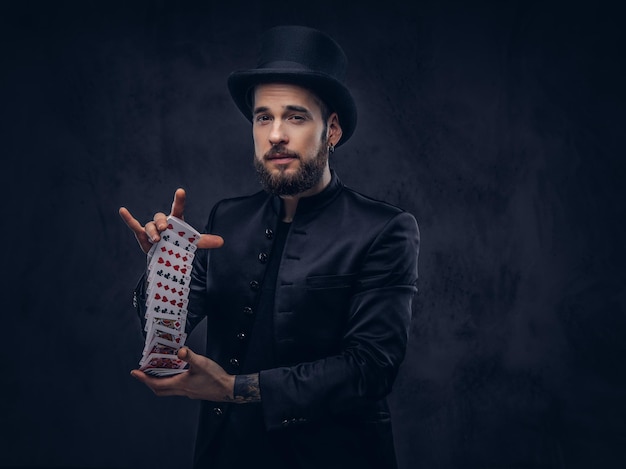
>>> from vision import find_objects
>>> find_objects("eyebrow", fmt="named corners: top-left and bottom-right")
top-left (252, 105), bottom-right (313, 116)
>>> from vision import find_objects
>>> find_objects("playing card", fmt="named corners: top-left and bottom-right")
top-left (142, 334), bottom-right (182, 355)
top-left (146, 277), bottom-right (190, 300)
top-left (144, 302), bottom-right (187, 319)
top-left (144, 367), bottom-right (188, 377)
top-left (144, 311), bottom-right (186, 335)
top-left (147, 264), bottom-right (192, 289)
top-left (145, 292), bottom-right (189, 316)
top-left (140, 353), bottom-right (188, 375)
top-left (147, 245), bottom-right (194, 276)
top-left (165, 216), bottom-right (201, 252)
top-left (150, 323), bottom-right (188, 344)
top-left (140, 335), bottom-right (182, 365)
top-left (138, 215), bottom-right (202, 378)
top-left (142, 322), bottom-right (187, 362)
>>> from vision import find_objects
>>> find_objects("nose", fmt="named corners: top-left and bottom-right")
top-left (269, 121), bottom-right (288, 146)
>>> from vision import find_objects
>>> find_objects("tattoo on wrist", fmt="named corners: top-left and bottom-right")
top-left (232, 373), bottom-right (261, 403)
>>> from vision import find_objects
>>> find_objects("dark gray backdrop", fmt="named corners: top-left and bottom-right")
top-left (2, 1), bottom-right (625, 468)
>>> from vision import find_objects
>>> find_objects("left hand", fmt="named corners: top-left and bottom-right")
top-left (119, 188), bottom-right (225, 254)
top-left (131, 347), bottom-right (235, 401)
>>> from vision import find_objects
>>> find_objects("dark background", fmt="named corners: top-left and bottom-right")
top-left (2, 1), bottom-right (625, 468)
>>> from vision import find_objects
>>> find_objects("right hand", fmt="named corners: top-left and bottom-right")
top-left (130, 347), bottom-right (235, 402)
top-left (119, 188), bottom-right (224, 254)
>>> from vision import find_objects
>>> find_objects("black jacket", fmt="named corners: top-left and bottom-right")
top-left (140, 171), bottom-right (419, 468)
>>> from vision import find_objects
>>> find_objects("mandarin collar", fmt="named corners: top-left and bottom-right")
top-left (271, 169), bottom-right (344, 218)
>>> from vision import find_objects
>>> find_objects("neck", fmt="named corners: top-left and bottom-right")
top-left (280, 166), bottom-right (331, 222)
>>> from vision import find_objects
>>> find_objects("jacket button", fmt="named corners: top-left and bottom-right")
top-left (265, 228), bottom-right (274, 239)
top-left (249, 280), bottom-right (259, 291)
top-left (213, 407), bottom-right (223, 416)
top-left (236, 332), bottom-right (246, 340)
top-left (258, 252), bottom-right (268, 263)
top-left (230, 358), bottom-right (240, 367)
top-left (243, 306), bottom-right (254, 316)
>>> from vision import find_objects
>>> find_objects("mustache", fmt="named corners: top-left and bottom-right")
top-left (264, 146), bottom-right (301, 160)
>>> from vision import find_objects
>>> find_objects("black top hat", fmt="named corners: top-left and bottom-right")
top-left (227, 25), bottom-right (357, 147)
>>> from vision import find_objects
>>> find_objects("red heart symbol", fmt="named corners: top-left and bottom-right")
top-left (177, 302), bottom-right (184, 307)
top-left (155, 293), bottom-right (161, 300)
top-left (181, 268), bottom-right (187, 274)
top-left (170, 299), bottom-right (176, 305)
top-left (178, 231), bottom-right (185, 237)
top-left (158, 257), bottom-right (164, 264)
top-left (188, 237), bottom-right (196, 243)
top-left (162, 296), bottom-right (169, 302)
top-left (168, 223), bottom-right (173, 229)
top-left (173, 265), bottom-right (180, 271)
top-left (165, 260), bottom-right (172, 267)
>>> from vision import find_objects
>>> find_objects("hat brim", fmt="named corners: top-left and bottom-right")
top-left (227, 69), bottom-right (357, 147)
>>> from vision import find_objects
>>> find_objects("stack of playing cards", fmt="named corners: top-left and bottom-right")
top-left (139, 216), bottom-right (201, 377)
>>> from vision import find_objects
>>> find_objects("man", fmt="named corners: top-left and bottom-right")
top-left (120, 25), bottom-right (419, 468)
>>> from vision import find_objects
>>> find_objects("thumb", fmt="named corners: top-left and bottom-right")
top-left (197, 234), bottom-right (224, 250)
top-left (171, 188), bottom-right (186, 219)
top-left (177, 346), bottom-right (197, 365)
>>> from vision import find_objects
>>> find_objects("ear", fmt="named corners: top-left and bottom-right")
top-left (327, 112), bottom-right (343, 147)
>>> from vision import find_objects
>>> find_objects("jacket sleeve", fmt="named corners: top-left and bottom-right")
top-left (132, 273), bottom-right (148, 336)
top-left (258, 211), bottom-right (420, 430)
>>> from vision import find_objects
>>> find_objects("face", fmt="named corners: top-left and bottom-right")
top-left (252, 83), bottom-right (341, 197)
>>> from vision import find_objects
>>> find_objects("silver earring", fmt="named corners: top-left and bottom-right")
top-left (328, 144), bottom-right (335, 154)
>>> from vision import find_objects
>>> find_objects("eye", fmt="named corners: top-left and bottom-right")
top-left (288, 114), bottom-right (307, 123)
top-left (255, 114), bottom-right (271, 123)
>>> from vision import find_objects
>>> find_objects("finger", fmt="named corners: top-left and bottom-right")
top-left (177, 347), bottom-right (204, 370)
top-left (130, 369), bottom-right (184, 396)
top-left (170, 188), bottom-right (186, 219)
top-left (119, 207), bottom-right (153, 253)
top-left (119, 207), bottom-right (144, 237)
top-left (177, 346), bottom-right (193, 363)
top-left (197, 234), bottom-right (225, 250)
top-left (144, 221), bottom-right (159, 244)
top-left (152, 212), bottom-right (169, 232)
top-left (130, 369), bottom-right (149, 382)
top-left (130, 369), bottom-right (164, 389)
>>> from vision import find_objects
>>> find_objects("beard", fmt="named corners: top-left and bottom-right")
top-left (254, 140), bottom-right (329, 196)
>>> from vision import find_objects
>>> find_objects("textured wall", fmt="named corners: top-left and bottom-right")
top-left (2, 1), bottom-right (624, 468)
